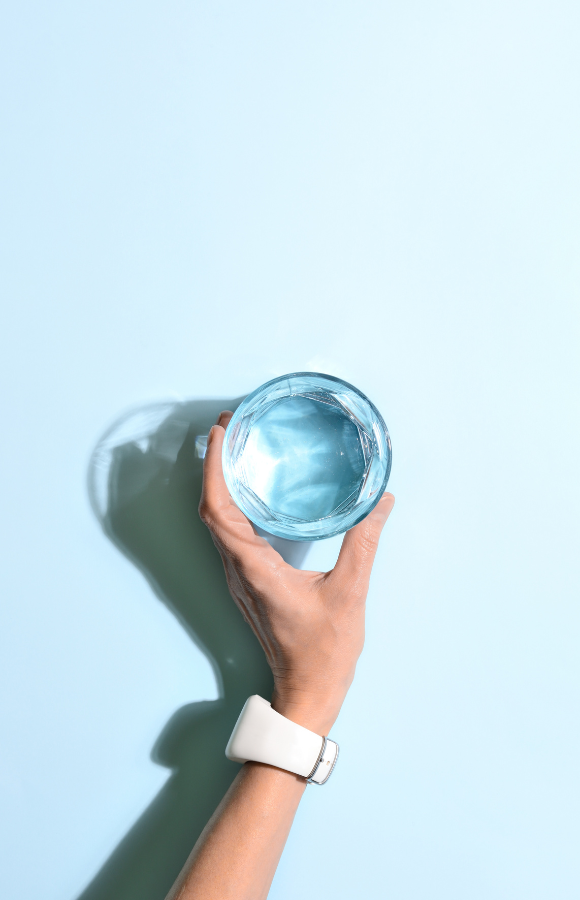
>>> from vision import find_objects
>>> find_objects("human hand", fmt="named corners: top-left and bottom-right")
top-left (199, 411), bottom-right (395, 737)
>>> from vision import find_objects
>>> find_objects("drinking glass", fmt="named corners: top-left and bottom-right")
top-left (222, 372), bottom-right (392, 541)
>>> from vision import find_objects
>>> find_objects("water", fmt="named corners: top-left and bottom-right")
top-left (223, 372), bottom-right (391, 541)
top-left (241, 395), bottom-right (367, 521)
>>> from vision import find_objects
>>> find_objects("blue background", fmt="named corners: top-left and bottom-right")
top-left (1, 2), bottom-right (579, 898)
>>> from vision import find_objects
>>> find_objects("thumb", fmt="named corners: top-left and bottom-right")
top-left (329, 492), bottom-right (395, 594)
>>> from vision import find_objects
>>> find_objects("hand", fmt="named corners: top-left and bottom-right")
top-left (199, 411), bottom-right (395, 737)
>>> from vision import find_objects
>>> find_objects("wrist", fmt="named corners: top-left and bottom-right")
top-left (226, 695), bottom-right (341, 785)
top-left (270, 689), bottom-right (343, 736)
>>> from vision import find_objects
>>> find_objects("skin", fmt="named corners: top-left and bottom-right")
top-left (166, 411), bottom-right (395, 900)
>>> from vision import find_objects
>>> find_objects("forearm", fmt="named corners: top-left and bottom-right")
top-left (166, 762), bottom-right (306, 900)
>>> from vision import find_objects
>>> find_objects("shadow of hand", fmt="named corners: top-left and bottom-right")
top-left (77, 399), bottom-right (274, 900)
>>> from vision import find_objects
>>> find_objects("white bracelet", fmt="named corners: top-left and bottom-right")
top-left (225, 695), bottom-right (339, 785)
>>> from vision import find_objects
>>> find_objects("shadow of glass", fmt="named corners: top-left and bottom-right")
top-left (77, 398), bottom-right (302, 900)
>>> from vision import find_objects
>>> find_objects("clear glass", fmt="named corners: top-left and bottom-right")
top-left (222, 372), bottom-right (392, 541)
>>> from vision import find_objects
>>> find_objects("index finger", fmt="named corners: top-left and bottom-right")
top-left (199, 412), bottom-right (236, 517)
top-left (199, 413), bottom-right (286, 572)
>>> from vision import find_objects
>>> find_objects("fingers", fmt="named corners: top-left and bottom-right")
top-left (216, 410), bottom-right (234, 430)
top-left (198, 411), bottom-right (279, 570)
top-left (199, 412), bottom-right (234, 516)
top-left (329, 492), bottom-right (395, 597)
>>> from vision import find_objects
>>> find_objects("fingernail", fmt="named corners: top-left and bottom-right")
top-left (206, 426), bottom-right (215, 446)
top-left (217, 409), bottom-right (234, 427)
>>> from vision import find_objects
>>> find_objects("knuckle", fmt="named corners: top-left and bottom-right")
top-left (198, 499), bottom-right (214, 527)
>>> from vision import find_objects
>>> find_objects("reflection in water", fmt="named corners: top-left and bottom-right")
top-left (78, 399), bottom-right (311, 900)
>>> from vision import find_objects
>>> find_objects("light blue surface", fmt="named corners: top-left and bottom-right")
top-left (1, 2), bottom-right (579, 899)
top-left (223, 372), bottom-right (391, 539)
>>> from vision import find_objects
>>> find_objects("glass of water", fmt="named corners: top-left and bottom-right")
top-left (222, 372), bottom-right (392, 541)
